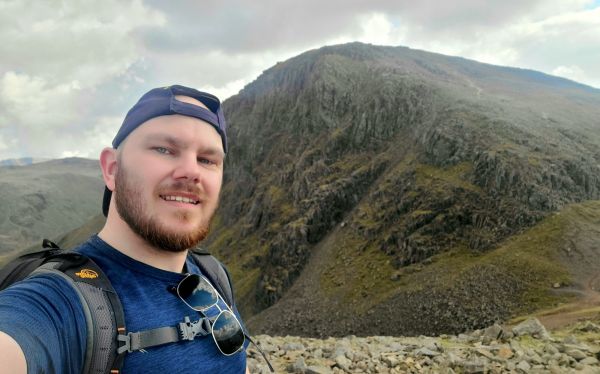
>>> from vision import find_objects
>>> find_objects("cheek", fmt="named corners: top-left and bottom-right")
top-left (204, 173), bottom-right (223, 197)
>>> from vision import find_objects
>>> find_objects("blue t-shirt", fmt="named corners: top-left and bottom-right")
top-left (0, 235), bottom-right (247, 373)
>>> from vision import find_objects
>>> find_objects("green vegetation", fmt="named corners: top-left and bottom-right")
top-left (321, 233), bottom-right (398, 310)
top-left (321, 200), bottom-right (600, 320)
top-left (415, 162), bottom-right (481, 193)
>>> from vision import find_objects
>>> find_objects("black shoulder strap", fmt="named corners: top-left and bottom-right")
top-left (189, 249), bottom-right (235, 309)
top-left (31, 252), bottom-right (128, 374)
top-left (0, 240), bottom-right (62, 290)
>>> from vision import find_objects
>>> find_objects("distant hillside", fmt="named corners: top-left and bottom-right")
top-left (203, 42), bottom-right (600, 336)
top-left (0, 157), bottom-right (50, 167)
top-left (0, 158), bottom-right (103, 254)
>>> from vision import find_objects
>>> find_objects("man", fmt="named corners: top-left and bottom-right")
top-left (0, 85), bottom-right (251, 373)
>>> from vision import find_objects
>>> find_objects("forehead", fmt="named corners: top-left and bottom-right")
top-left (122, 114), bottom-right (224, 154)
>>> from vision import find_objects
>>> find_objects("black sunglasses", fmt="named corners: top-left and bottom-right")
top-left (176, 273), bottom-right (245, 355)
top-left (176, 274), bottom-right (275, 372)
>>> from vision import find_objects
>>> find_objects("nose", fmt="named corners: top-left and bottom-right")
top-left (172, 152), bottom-right (201, 182)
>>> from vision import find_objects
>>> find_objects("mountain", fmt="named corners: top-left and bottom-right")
top-left (202, 42), bottom-right (600, 336)
top-left (2, 43), bottom-right (599, 337)
top-left (0, 157), bottom-right (104, 256)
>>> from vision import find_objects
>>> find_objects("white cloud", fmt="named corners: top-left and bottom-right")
top-left (552, 65), bottom-right (586, 82)
top-left (1, 0), bottom-right (599, 160)
top-left (0, 72), bottom-right (81, 127)
top-left (0, 1), bottom-right (165, 87)
top-left (0, 133), bottom-right (7, 152)
top-left (201, 79), bottom-right (253, 101)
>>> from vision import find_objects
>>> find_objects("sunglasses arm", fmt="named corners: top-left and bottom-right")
top-left (245, 335), bottom-right (275, 373)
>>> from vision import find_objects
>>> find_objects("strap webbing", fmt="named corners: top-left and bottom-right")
top-left (117, 316), bottom-right (211, 354)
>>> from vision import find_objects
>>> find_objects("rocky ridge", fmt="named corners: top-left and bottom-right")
top-left (207, 43), bottom-right (600, 335)
top-left (247, 319), bottom-right (600, 373)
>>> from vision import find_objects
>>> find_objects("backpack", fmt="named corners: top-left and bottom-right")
top-left (0, 239), bottom-right (238, 374)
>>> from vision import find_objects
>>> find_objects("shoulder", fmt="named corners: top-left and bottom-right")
top-left (0, 271), bottom-right (85, 315)
top-left (0, 273), bottom-right (88, 374)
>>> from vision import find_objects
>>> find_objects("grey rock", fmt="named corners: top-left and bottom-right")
top-left (289, 357), bottom-right (307, 373)
top-left (578, 366), bottom-right (600, 374)
top-left (446, 351), bottom-right (464, 366)
top-left (284, 342), bottom-right (306, 352)
top-left (460, 358), bottom-right (487, 373)
top-left (512, 318), bottom-right (550, 340)
top-left (381, 354), bottom-right (399, 368)
top-left (563, 334), bottom-right (580, 345)
top-left (580, 356), bottom-right (599, 365)
top-left (516, 360), bottom-right (531, 372)
top-left (567, 349), bottom-right (588, 360)
top-left (313, 348), bottom-right (323, 359)
top-left (414, 347), bottom-right (440, 357)
top-left (562, 342), bottom-right (592, 352)
top-left (334, 355), bottom-right (352, 371)
top-left (482, 324), bottom-right (504, 342)
top-left (306, 366), bottom-right (333, 374)
top-left (422, 338), bottom-right (442, 352)
top-left (576, 321), bottom-right (600, 333)
top-left (544, 343), bottom-right (559, 355)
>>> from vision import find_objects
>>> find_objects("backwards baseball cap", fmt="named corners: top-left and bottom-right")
top-left (102, 85), bottom-right (228, 217)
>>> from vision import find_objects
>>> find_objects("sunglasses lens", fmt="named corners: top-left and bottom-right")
top-left (178, 275), bottom-right (218, 311)
top-left (212, 311), bottom-right (244, 355)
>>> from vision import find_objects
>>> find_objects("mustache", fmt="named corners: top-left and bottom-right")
top-left (158, 181), bottom-right (202, 196)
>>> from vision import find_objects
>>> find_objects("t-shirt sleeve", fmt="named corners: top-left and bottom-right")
top-left (0, 274), bottom-right (87, 374)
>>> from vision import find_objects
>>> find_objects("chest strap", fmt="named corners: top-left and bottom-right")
top-left (117, 316), bottom-right (211, 354)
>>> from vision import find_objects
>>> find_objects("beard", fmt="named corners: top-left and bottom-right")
top-left (114, 159), bottom-right (213, 252)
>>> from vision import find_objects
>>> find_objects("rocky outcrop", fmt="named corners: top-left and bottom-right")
top-left (248, 319), bottom-right (600, 373)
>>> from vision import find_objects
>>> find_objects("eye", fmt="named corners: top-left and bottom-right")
top-left (155, 147), bottom-right (172, 155)
top-left (198, 157), bottom-right (216, 165)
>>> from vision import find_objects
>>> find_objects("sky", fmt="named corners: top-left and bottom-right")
top-left (0, 0), bottom-right (599, 160)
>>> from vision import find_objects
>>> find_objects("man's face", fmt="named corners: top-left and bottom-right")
top-left (113, 113), bottom-right (224, 252)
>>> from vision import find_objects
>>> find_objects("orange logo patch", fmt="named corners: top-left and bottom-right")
top-left (75, 269), bottom-right (99, 279)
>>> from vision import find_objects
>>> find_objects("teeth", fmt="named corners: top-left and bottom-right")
top-left (161, 195), bottom-right (198, 204)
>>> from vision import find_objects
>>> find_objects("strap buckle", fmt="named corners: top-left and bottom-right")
top-left (117, 333), bottom-right (133, 354)
top-left (178, 316), bottom-right (210, 341)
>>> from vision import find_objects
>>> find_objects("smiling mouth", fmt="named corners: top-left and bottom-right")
top-left (160, 195), bottom-right (199, 205)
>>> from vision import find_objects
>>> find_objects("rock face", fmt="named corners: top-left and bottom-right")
top-left (206, 43), bottom-right (600, 335)
top-left (247, 319), bottom-right (600, 373)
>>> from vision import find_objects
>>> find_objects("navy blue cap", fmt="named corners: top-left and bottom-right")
top-left (112, 85), bottom-right (227, 151)
top-left (103, 85), bottom-right (227, 217)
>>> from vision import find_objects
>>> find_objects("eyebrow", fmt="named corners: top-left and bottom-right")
top-left (145, 134), bottom-right (225, 158)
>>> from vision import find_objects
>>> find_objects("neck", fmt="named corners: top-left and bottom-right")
top-left (98, 213), bottom-right (189, 273)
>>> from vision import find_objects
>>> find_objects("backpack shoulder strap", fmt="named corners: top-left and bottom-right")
top-left (0, 239), bottom-right (62, 290)
top-left (31, 252), bottom-right (127, 374)
top-left (189, 249), bottom-right (235, 309)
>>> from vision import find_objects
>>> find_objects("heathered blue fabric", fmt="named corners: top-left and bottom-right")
top-left (0, 235), bottom-right (247, 373)
top-left (0, 274), bottom-right (86, 374)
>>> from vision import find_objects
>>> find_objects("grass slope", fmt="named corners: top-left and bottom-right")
top-left (247, 200), bottom-right (600, 336)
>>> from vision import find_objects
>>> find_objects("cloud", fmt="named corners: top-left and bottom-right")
top-left (553, 65), bottom-right (587, 82)
top-left (0, 0), bottom-right (165, 87)
top-left (337, 2), bottom-right (600, 89)
top-left (0, 133), bottom-right (7, 152)
top-left (139, 0), bottom-right (588, 54)
top-left (0, 0), bottom-right (166, 158)
top-left (0, 72), bottom-right (81, 128)
top-left (0, 0), bottom-right (599, 160)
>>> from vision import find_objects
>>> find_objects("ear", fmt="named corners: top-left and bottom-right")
top-left (99, 147), bottom-right (118, 191)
